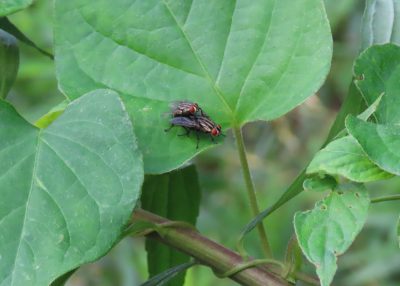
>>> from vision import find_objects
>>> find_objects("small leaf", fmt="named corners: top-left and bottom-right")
top-left (294, 184), bottom-right (370, 286)
top-left (354, 44), bottom-right (400, 124)
top-left (361, 0), bottom-right (400, 50)
top-left (303, 175), bottom-right (337, 192)
top-left (346, 115), bottom-right (400, 176)
top-left (140, 261), bottom-right (197, 286)
top-left (0, 28), bottom-right (18, 99)
top-left (357, 92), bottom-right (384, 121)
top-left (141, 165), bottom-right (201, 286)
top-left (35, 100), bottom-right (68, 128)
top-left (54, 0), bottom-right (332, 173)
top-left (0, 18), bottom-right (53, 59)
top-left (0, 89), bottom-right (144, 286)
top-left (307, 136), bottom-right (393, 182)
top-left (0, 0), bottom-right (32, 16)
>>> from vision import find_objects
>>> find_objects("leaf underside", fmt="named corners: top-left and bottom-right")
top-left (141, 165), bottom-right (201, 286)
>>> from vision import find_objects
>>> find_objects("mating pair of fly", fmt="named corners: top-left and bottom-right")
top-left (165, 101), bottom-right (224, 149)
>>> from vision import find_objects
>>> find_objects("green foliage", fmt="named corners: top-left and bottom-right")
top-left (346, 115), bottom-right (400, 176)
top-left (307, 136), bottom-right (393, 182)
top-left (294, 184), bottom-right (370, 286)
top-left (361, 0), bottom-right (400, 49)
top-left (141, 165), bottom-right (201, 286)
top-left (0, 0), bottom-right (32, 16)
top-left (303, 175), bottom-right (337, 192)
top-left (54, 0), bottom-right (332, 174)
top-left (354, 44), bottom-right (400, 124)
top-left (0, 29), bottom-right (18, 99)
top-left (0, 90), bottom-right (143, 286)
top-left (0, 17), bottom-right (53, 59)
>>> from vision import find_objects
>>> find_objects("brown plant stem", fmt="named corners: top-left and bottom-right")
top-left (133, 209), bottom-right (288, 286)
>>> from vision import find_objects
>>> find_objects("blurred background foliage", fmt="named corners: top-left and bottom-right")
top-left (5, 0), bottom-right (399, 285)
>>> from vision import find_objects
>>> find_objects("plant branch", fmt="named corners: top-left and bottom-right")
top-left (371, 194), bottom-right (400, 203)
top-left (233, 126), bottom-right (272, 258)
top-left (133, 209), bottom-right (288, 286)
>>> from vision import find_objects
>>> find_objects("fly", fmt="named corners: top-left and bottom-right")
top-left (165, 115), bottom-right (223, 149)
top-left (169, 101), bottom-right (204, 117)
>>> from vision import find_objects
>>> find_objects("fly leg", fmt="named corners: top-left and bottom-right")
top-left (164, 124), bottom-right (174, 132)
top-left (196, 132), bottom-right (200, 149)
top-left (178, 127), bottom-right (191, 137)
top-left (210, 135), bottom-right (216, 144)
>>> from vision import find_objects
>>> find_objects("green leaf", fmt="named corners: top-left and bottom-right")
top-left (35, 100), bottom-right (68, 129)
top-left (357, 92), bottom-right (384, 121)
top-left (54, 0), bottom-right (332, 173)
top-left (354, 44), bottom-right (400, 124)
top-left (361, 0), bottom-right (400, 50)
top-left (294, 184), bottom-right (370, 286)
top-left (0, 28), bottom-right (18, 99)
top-left (0, 0), bottom-right (32, 16)
top-left (346, 115), bottom-right (400, 176)
top-left (307, 136), bottom-right (393, 182)
top-left (303, 175), bottom-right (337, 192)
top-left (0, 17), bottom-right (53, 59)
top-left (140, 261), bottom-right (197, 286)
top-left (141, 165), bottom-right (201, 286)
top-left (0, 89), bottom-right (143, 286)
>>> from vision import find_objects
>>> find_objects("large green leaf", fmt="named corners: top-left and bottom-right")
top-left (141, 165), bottom-right (201, 286)
top-left (0, 90), bottom-right (143, 286)
top-left (361, 0), bottom-right (400, 50)
top-left (346, 115), bottom-right (400, 176)
top-left (294, 184), bottom-right (370, 286)
top-left (0, 0), bottom-right (32, 16)
top-left (354, 44), bottom-right (400, 124)
top-left (307, 136), bottom-right (393, 182)
top-left (0, 29), bottom-right (18, 99)
top-left (54, 0), bottom-right (332, 173)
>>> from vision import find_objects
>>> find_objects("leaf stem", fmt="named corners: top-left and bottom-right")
top-left (371, 194), bottom-right (400, 203)
top-left (233, 126), bottom-right (272, 258)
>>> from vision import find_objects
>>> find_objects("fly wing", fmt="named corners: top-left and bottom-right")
top-left (170, 116), bottom-right (198, 128)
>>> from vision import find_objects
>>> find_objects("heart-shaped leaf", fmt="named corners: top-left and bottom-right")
top-left (346, 115), bottom-right (400, 176)
top-left (141, 165), bottom-right (201, 286)
top-left (354, 44), bottom-right (400, 124)
top-left (361, 0), bottom-right (400, 50)
top-left (294, 184), bottom-right (370, 286)
top-left (54, 0), bottom-right (332, 173)
top-left (0, 29), bottom-right (18, 99)
top-left (0, 0), bottom-right (32, 16)
top-left (0, 90), bottom-right (143, 286)
top-left (307, 136), bottom-right (393, 182)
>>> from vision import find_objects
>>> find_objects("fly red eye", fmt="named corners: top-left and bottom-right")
top-left (189, 105), bottom-right (197, 113)
top-left (211, 128), bottom-right (219, 136)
